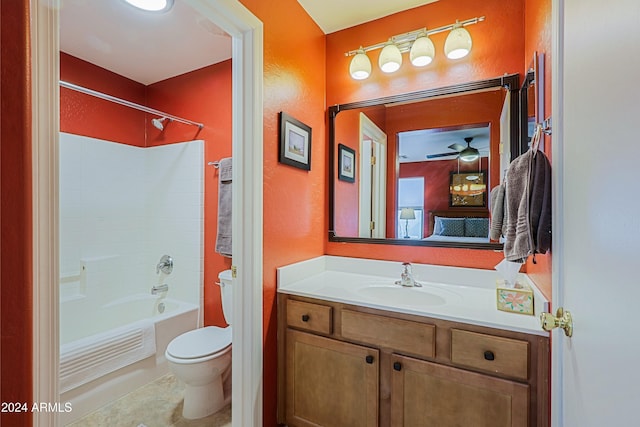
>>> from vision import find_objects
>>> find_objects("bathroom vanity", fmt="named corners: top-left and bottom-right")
top-left (276, 256), bottom-right (549, 427)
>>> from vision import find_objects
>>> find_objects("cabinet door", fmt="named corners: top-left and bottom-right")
top-left (286, 329), bottom-right (379, 427)
top-left (390, 354), bottom-right (529, 427)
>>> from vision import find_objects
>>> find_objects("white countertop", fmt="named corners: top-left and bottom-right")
top-left (277, 256), bottom-right (549, 336)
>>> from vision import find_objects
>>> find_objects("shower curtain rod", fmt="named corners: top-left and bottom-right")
top-left (59, 81), bottom-right (204, 129)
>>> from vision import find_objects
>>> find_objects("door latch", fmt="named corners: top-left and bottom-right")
top-left (540, 307), bottom-right (573, 337)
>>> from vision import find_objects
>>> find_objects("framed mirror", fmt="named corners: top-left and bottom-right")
top-left (520, 52), bottom-right (545, 153)
top-left (328, 74), bottom-right (520, 250)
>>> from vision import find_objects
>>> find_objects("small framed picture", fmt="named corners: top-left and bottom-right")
top-left (279, 112), bottom-right (312, 170)
top-left (449, 171), bottom-right (487, 207)
top-left (338, 144), bottom-right (355, 183)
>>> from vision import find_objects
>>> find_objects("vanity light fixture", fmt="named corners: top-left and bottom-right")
top-left (379, 40), bottom-right (403, 73)
top-left (349, 47), bottom-right (372, 80)
top-left (444, 21), bottom-right (473, 59)
top-left (410, 33), bottom-right (436, 66)
top-left (346, 16), bottom-right (484, 80)
top-left (122, 0), bottom-right (174, 12)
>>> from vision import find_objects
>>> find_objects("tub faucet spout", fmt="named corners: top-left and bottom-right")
top-left (151, 284), bottom-right (169, 295)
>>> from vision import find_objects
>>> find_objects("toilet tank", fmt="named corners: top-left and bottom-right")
top-left (218, 269), bottom-right (233, 325)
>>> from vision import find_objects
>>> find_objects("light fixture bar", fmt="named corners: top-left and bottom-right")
top-left (59, 80), bottom-right (204, 129)
top-left (345, 16), bottom-right (485, 57)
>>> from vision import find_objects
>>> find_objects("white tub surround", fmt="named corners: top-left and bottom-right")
top-left (277, 256), bottom-right (549, 336)
top-left (59, 133), bottom-right (204, 306)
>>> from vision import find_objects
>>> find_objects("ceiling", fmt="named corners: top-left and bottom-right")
top-left (296, 0), bottom-right (439, 34)
top-left (398, 126), bottom-right (490, 164)
top-left (60, 0), bottom-right (232, 85)
top-left (60, 0), bottom-right (439, 85)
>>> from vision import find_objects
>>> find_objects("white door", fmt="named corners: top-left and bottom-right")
top-left (552, 1), bottom-right (640, 425)
top-left (358, 113), bottom-right (387, 238)
top-left (499, 89), bottom-right (511, 184)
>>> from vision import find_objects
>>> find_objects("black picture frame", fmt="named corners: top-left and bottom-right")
top-left (279, 112), bottom-right (312, 170)
top-left (338, 144), bottom-right (356, 183)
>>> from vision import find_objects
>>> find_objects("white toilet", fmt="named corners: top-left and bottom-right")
top-left (165, 269), bottom-right (233, 419)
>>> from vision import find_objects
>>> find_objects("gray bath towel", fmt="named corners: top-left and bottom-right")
top-left (503, 149), bottom-right (552, 262)
top-left (215, 157), bottom-right (232, 258)
top-left (489, 184), bottom-right (505, 241)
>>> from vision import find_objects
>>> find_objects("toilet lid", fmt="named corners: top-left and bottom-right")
top-left (167, 326), bottom-right (232, 359)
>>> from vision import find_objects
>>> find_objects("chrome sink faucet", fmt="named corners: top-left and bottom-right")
top-left (396, 262), bottom-right (422, 287)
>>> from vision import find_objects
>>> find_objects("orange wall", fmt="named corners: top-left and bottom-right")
top-left (326, 0), bottom-right (524, 268)
top-left (60, 53), bottom-right (147, 146)
top-left (333, 108), bottom-right (363, 236)
top-left (238, 1), bottom-right (327, 425)
top-left (524, 9), bottom-right (551, 424)
top-left (524, 0), bottom-right (552, 300)
top-left (60, 54), bottom-right (233, 327)
top-left (1, 1), bottom-right (33, 425)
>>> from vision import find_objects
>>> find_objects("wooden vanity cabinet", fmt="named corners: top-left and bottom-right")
top-left (285, 329), bottom-right (379, 427)
top-left (277, 294), bottom-right (549, 427)
top-left (390, 354), bottom-right (529, 427)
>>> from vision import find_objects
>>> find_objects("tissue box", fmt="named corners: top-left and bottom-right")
top-left (496, 280), bottom-right (534, 315)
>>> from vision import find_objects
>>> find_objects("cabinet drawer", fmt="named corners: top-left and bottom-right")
top-left (286, 299), bottom-right (333, 335)
top-left (451, 329), bottom-right (529, 380)
top-left (341, 310), bottom-right (435, 358)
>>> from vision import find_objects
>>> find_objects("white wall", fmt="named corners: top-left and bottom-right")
top-left (59, 133), bottom-right (203, 306)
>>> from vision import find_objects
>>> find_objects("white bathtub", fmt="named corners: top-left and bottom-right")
top-left (59, 293), bottom-right (198, 425)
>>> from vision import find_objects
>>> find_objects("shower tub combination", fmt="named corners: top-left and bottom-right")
top-left (58, 133), bottom-right (205, 423)
top-left (59, 293), bottom-right (198, 424)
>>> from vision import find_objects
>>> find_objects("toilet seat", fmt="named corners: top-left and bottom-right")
top-left (166, 326), bottom-right (232, 363)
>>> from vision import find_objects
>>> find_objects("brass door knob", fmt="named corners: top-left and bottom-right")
top-left (540, 307), bottom-right (573, 337)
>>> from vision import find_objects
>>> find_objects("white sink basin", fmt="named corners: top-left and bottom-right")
top-left (356, 284), bottom-right (460, 307)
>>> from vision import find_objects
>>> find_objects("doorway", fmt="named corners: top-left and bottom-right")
top-left (358, 113), bottom-right (387, 238)
top-left (31, 1), bottom-right (263, 425)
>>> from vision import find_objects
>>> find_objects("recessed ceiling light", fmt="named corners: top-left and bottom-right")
top-left (123, 0), bottom-right (174, 12)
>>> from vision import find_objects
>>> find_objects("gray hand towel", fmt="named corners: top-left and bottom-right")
top-left (215, 157), bottom-right (232, 258)
top-left (503, 149), bottom-right (552, 262)
top-left (489, 184), bottom-right (505, 241)
top-left (504, 150), bottom-right (534, 262)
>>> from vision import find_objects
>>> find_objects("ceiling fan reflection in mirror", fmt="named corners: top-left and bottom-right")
top-left (427, 136), bottom-right (481, 162)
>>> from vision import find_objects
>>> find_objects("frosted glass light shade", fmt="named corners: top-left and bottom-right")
top-left (349, 49), bottom-right (372, 80)
top-left (378, 42), bottom-right (402, 73)
top-left (410, 35), bottom-right (435, 66)
top-left (444, 25), bottom-right (472, 59)
top-left (123, 0), bottom-right (174, 12)
top-left (459, 147), bottom-right (479, 162)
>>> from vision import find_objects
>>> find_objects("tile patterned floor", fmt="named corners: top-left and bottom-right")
top-left (67, 373), bottom-right (231, 427)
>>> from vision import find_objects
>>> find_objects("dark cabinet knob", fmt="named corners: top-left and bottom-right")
top-left (365, 355), bottom-right (374, 364)
top-left (393, 362), bottom-right (402, 371)
top-left (484, 350), bottom-right (495, 361)
top-left (301, 314), bottom-right (310, 322)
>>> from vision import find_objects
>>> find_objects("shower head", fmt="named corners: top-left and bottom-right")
top-left (152, 117), bottom-right (168, 131)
